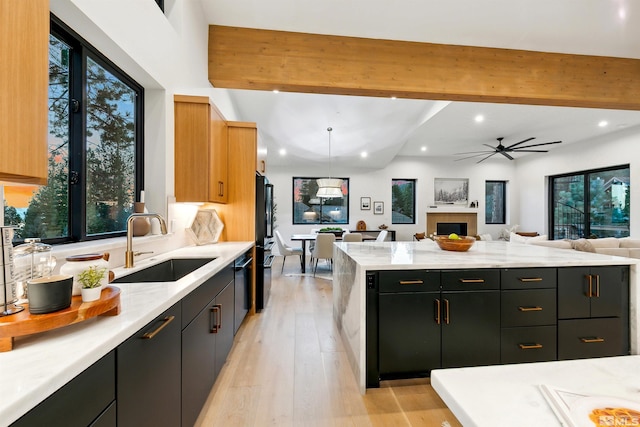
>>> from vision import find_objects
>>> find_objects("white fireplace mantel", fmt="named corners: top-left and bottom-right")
top-left (426, 206), bottom-right (478, 213)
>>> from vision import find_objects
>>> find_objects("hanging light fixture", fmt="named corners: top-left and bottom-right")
top-left (316, 127), bottom-right (344, 198)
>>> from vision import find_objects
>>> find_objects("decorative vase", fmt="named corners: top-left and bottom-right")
top-left (81, 286), bottom-right (102, 302)
top-left (132, 202), bottom-right (150, 236)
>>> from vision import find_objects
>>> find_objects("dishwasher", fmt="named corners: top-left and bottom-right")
top-left (234, 254), bottom-right (252, 335)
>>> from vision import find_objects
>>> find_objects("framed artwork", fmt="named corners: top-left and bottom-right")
top-left (434, 178), bottom-right (469, 205)
top-left (361, 197), bottom-right (371, 210)
top-left (373, 201), bottom-right (384, 215)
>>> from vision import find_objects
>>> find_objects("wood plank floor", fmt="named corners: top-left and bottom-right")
top-left (196, 258), bottom-right (462, 427)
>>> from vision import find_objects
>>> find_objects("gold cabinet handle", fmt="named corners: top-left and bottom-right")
top-left (580, 337), bottom-right (605, 343)
top-left (142, 315), bottom-right (175, 340)
top-left (435, 299), bottom-right (441, 325)
top-left (518, 306), bottom-right (543, 312)
top-left (519, 343), bottom-right (543, 350)
top-left (595, 274), bottom-right (600, 297)
top-left (443, 299), bottom-right (450, 325)
top-left (586, 274), bottom-right (593, 297)
top-left (210, 304), bottom-right (222, 333)
top-left (399, 280), bottom-right (424, 285)
top-left (519, 277), bottom-right (543, 282)
top-left (459, 279), bottom-right (484, 283)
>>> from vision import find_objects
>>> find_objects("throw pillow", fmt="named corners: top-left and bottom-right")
top-left (571, 239), bottom-right (595, 253)
top-left (499, 225), bottom-right (519, 241)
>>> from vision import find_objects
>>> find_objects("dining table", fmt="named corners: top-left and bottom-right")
top-left (290, 232), bottom-right (376, 273)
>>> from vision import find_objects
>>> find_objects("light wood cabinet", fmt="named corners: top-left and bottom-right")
top-left (174, 95), bottom-right (227, 202)
top-left (0, 0), bottom-right (49, 184)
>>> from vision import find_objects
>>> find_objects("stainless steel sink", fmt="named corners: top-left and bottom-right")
top-left (112, 258), bottom-right (216, 283)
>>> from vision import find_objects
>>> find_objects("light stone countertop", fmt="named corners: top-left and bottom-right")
top-left (0, 241), bottom-right (253, 426)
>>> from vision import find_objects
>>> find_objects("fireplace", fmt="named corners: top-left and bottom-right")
top-left (437, 222), bottom-right (468, 236)
top-left (426, 209), bottom-right (477, 237)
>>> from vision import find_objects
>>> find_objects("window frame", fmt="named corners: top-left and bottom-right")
top-left (292, 177), bottom-right (349, 225)
top-left (391, 179), bottom-right (416, 224)
top-left (485, 180), bottom-right (507, 225)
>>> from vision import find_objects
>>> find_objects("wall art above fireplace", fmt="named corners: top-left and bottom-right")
top-left (434, 178), bottom-right (469, 205)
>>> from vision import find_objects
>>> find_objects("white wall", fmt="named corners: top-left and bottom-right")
top-left (267, 156), bottom-right (518, 246)
top-left (516, 126), bottom-right (640, 237)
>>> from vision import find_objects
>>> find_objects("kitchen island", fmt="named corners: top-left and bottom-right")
top-left (333, 240), bottom-right (639, 394)
top-left (0, 242), bottom-right (252, 426)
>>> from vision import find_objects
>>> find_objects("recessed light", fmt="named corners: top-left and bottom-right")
top-left (279, 148), bottom-right (286, 156)
top-left (598, 120), bottom-right (609, 128)
top-left (421, 146), bottom-right (427, 152)
top-left (361, 151), bottom-right (368, 158)
top-left (474, 115), bottom-right (485, 123)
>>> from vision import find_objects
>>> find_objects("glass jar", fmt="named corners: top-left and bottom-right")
top-left (60, 253), bottom-right (109, 296)
top-left (12, 238), bottom-right (55, 303)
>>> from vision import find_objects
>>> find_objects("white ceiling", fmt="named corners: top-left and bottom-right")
top-left (199, 0), bottom-right (640, 168)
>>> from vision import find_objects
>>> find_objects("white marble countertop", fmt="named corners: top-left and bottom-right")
top-left (431, 355), bottom-right (640, 427)
top-left (336, 240), bottom-right (638, 269)
top-left (0, 241), bottom-right (253, 426)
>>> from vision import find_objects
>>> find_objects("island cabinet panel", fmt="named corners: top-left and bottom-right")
top-left (557, 266), bottom-right (629, 360)
top-left (10, 350), bottom-right (115, 427)
top-left (117, 303), bottom-right (182, 427)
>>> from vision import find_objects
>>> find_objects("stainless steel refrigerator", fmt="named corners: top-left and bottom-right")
top-left (256, 174), bottom-right (274, 311)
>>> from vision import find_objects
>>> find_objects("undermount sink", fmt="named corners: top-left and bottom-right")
top-left (112, 258), bottom-right (216, 283)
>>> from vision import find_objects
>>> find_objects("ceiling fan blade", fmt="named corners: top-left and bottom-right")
top-left (482, 144), bottom-right (498, 150)
top-left (454, 152), bottom-right (496, 161)
top-left (513, 140), bottom-right (562, 149)
top-left (476, 152), bottom-right (498, 163)
top-left (504, 137), bottom-right (536, 150)
top-left (499, 151), bottom-right (514, 160)
top-left (510, 149), bottom-right (549, 153)
top-left (453, 150), bottom-right (495, 155)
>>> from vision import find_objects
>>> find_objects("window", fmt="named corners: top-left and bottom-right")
top-left (485, 181), bottom-right (506, 224)
top-left (3, 17), bottom-right (143, 244)
top-left (391, 179), bottom-right (415, 224)
top-left (292, 177), bottom-right (349, 224)
top-left (550, 165), bottom-right (630, 240)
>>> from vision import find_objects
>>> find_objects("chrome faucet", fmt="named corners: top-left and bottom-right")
top-left (125, 213), bottom-right (168, 268)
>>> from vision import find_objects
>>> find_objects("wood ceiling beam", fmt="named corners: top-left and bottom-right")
top-left (208, 25), bottom-right (640, 111)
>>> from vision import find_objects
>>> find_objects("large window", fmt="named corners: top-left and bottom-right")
top-left (391, 179), bottom-right (415, 224)
top-left (550, 165), bottom-right (630, 239)
top-left (485, 181), bottom-right (506, 224)
top-left (292, 177), bottom-right (349, 224)
top-left (3, 17), bottom-right (143, 243)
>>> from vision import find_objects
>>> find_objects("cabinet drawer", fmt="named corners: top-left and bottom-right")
top-left (182, 263), bottom-right (234, 328)
top-left (501, 268), bottom-right (557, 289)
top-left (501, 289), bottom-right (557, 327)
top-left (379, 270), bottom-right (440, 293)
top-left (501, 326), bottom-right (557, 364)
top-left (441, 269), bottom-right (499, 291)
top-left (558, 318), bottom-right (625, 360)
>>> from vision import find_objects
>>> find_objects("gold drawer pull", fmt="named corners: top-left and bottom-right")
top-left (142, 315), bottom-right (175, 340)
top-left (459, 279), bottom-right (485, 283)
top-left (580, 337), bottom-right (605, 343)
top-left (435, 299), bottom-right (441, 325)
top-left (519, 277), bottom-right (543, 282)
top-left (518, 306), bottom-right (543, 312)
top-left (399, 280), bottom-right (424, 285)
top-left (519, 343), bottom-right (543, 350)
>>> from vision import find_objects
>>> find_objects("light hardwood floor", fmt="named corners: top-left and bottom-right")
top-left (196, 257), bottom-right (462, 427)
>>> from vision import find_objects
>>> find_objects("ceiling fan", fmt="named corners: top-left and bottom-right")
top-left (455, 137), bottom-right (562, 163)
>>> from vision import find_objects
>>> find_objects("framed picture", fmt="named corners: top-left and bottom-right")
top-left (434, 178), bottom-right (469, 205)
top-left (373, 201), bottom-right (384, 215)
top-left (360, 197), bottom-right (371, 210)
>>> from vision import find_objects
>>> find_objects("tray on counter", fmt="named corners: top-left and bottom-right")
top-left (0, 285), bottom-right (121, 352)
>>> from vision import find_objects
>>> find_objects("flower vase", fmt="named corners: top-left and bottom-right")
top-left (132, 202), bottom-right (151, 236)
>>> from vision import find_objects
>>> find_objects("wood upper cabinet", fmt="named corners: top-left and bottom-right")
top-left (174, 95), bottom-right (228, 202)
top-left (0, 0), bottom-right (49, 185)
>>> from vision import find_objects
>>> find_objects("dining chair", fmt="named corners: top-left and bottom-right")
top-left (274, 230), bottom-right (303, 273)
top-left (311, 233), bottom-right (335, 276)
top-left (343, 233), bottom-right (363, 242)
top-left (376, 230), bottom-right (388, 242)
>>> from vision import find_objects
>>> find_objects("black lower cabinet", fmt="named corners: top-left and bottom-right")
top-left (11, 350), bottom-right (115, 427)
top-left (117, 302), bottom-right (181, 427)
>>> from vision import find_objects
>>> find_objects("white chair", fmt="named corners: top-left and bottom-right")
top-left (311, 233), bottom-right (335, 276)
top-left (343, 233), bottom-right (362, 242)
top-left (376, 230), bottom-right (388, 242)
top-left (274, 230), bottom-right (303, 273)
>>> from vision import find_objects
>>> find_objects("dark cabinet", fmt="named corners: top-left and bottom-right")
top-left (11, 351), bottom-right (115, 427)
top-left (181, 265), bottom-right (235, 427)
top-left (117, 303), bottom-right (182, 427)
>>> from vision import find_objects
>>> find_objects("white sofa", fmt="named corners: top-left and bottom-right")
top-left (528, 236), bottom-right (640, 259)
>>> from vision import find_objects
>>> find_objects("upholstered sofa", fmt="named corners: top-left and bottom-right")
top-left (526, 236), bottom-right (640, 259)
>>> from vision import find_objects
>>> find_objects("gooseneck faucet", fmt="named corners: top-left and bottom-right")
top-left (125, 213), bottom-right (168, 268)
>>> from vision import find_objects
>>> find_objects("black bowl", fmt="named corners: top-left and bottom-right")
top-left (27, 275), bottom-right (73, 314)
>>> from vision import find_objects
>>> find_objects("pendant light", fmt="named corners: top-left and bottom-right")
top-left (316, 127), bottom-right (344, 198)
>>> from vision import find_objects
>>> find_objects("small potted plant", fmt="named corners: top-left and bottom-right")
top-left (78, 265), bottom-right (107, 302)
